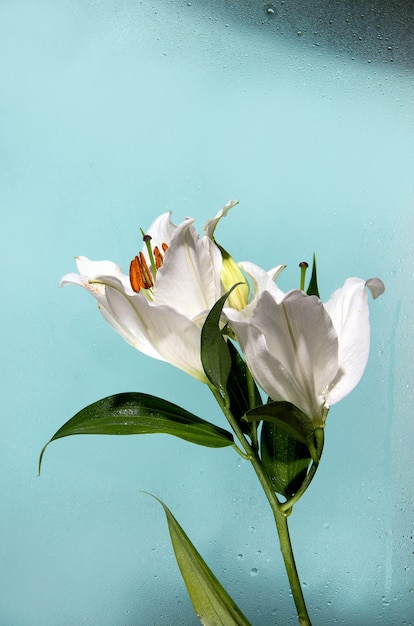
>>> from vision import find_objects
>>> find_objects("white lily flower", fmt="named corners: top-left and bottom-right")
top-left (224, 263), bottom-right (385, 426)
top-left (61, 206), bottom-right (233, 383)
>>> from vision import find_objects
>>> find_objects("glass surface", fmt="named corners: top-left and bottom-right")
top-left (1, 1), bottom-right (413, 624)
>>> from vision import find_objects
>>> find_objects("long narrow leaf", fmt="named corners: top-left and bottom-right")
top-left (39, 393), bottom-right (234, 472)
top-left (151, 495), bottom-right (252, 626)
top-left (201, 285), bottom-right (241, 401)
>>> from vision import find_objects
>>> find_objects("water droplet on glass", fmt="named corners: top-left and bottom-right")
top-left (263, 3), bottom-right (276, 16)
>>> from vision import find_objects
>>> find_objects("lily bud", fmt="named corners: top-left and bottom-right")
top-left (218, 244), bottom-right (249, 310)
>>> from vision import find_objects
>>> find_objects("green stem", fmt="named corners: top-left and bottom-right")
top-left (250, 459), bottom-right (312, 626)
top-left (246, 368), bottom-right (259, 451)
top-left (210, 386), bottom-right (312, 626)
top-left (246, 367), bottom-right (257, 411)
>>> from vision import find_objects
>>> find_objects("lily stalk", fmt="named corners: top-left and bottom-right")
top-left (209, 384), bottom-right (313, 626)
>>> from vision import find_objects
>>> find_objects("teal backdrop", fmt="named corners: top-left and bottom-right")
top-left (1, 1), bottom-right (413, 625)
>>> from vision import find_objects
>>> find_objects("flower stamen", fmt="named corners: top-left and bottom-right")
top-left (130, 253), bottom-right (154, 292)
top-left (129, 238), bottom-right (169, 293)
top-left (154, 246), bottom-right (164, 269)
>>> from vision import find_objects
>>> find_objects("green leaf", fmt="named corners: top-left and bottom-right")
top-left (201, 285), bottom-right (241, 400)
top-left (244, 401), bottom-right (317, 460)
top-left (260, 422), bottom-right (312, 499)
top-left (306, 253), bottom-right (320, 298)
top-left (39, 393), bottom-right (234, 472)
top-left (150, 494), bottom-right (252, 626)
top-left (226, 341), bottom-right (262, 434)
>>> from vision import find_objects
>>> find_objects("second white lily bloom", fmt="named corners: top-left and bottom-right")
top-left (224, 262), bottom-right (385, 426)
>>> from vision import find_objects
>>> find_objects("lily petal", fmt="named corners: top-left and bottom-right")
top-left (145, 211), bottom-right (177, 244)
top-left (204, 199), bottom-right (239, 240)
top-left (102, 277), bottom-right (208, 381)
top-left (153, 218), bottom-right (222, 321)
top-left (324, 277), bottom-right (384, 406)
top-left (227, 261), bottom-right (286, 321)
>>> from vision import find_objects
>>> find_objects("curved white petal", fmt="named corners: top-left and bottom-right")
top-left (204, 199), bottom-right (239, 240)
top-left (60, 270), bottom-right (107, 300)
top-left (144, 212), bottom-right (177, 248)
top-left (98, 276), bottom-right (162, 357)
top-left (239, 261), bottom-right (286, 300)
top-left (61, 256), bottom-right (132, 294)
top-left (101, 278), bottom-right (208, 380)
top-left (60, 271), bottom-right (91, 289)
top-left (75, 256), bottom-right (128, 285)
top-left (153, 218), bottom-right (222, 318)
top-left (135, 303), bottom-right (209, 382)
top-left (81, 272), bottom-right (209, 380)
top-left (324, 277), bottom-right (383, 406)
top-left (97, 298), bottom-right (162, 361)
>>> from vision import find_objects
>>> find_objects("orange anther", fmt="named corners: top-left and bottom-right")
top-left (154, 246), bottom-right (163, 270)
top-left (129, 242), bottom-right (168, 292)
top-left (129, 256), bottom-right (143, 293)
top-left (139, 252), bottom-right (154, 289)
top-left (129, 253), bottom-right (154, 292)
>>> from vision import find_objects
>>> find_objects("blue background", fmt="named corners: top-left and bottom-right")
top-left (1, 1), bottom-right (413, 624)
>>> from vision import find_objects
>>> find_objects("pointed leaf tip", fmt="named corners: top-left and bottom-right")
top-left (38, 442), bottom-right (49, 475)
top-left (147, 494), bottom-right (252, 626)
top-left (306, 254), bottom-right (320, 298)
